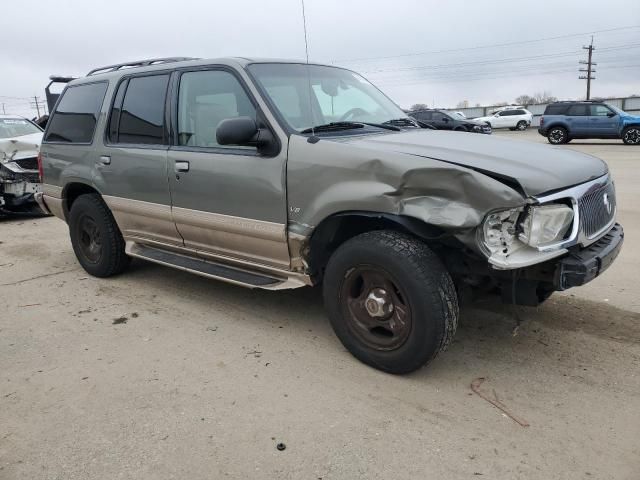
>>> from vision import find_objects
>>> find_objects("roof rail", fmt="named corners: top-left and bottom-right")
top-left (86, 57), bottom-right (198, 76)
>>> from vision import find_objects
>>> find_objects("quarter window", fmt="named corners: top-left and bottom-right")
top-left (44, 82), bottom-right (108, 143)
top-left (115, 74), bottom-right (169, 145)
top-left (177, 70), bottom-right (256, 149)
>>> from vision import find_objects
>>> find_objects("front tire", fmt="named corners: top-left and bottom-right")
top-left (68, 193), bottom-right (130, 277)
top-left (622, 126), bottom-right (640, 145)
top-left (323, 230), bottom-right (458, 374)
top-left (547, 126), bottom-right (568, 144)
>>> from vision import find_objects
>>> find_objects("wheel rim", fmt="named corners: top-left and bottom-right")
top-left (77, 214), bottom-right (102, 263)
top-left (549, 128), bottom-right (565, 143)
top-left (517, 122), bottom-right (526, 130)
top-left (624, 128), bottom-right (640, 144)
top-left (340, 266), bottom-right (412, 351)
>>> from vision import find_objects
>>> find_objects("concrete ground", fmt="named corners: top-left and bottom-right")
top-left (1, 129), bottom-right (638, 479)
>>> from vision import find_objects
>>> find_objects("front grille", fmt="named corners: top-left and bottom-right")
top-left (14, 157), bottom-right (38, 171)
top-left (578, 181), bottom-right (616, 238)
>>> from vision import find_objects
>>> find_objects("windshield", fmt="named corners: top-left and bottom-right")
top-left (0, 118), bottom-right (42, 139)
top-left (607, 104), bottom-right (626, 115)
top-left (248, 63), bottom-right (410, 133)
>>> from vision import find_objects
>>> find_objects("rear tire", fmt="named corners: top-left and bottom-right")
top-left (323, 230), bottom-right (458, 374)
top-left (547, 126), bottom-right (568, 144)
top-left (622, 126), bottom-right (640, 145)
top-left (516, 121), bottom-right (528, 131)
top-left (68, 193), bottom-right (130, 277)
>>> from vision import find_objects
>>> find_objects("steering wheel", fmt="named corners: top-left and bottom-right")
top-left (339, 107), bottom-right (369, 122)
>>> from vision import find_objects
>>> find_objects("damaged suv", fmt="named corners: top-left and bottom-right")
top-left (38, 58), bottom-right (623, 374)
top-left (0, 115), bottom-right (43, 213)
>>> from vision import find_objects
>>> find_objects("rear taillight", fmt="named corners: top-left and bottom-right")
top-left (539, 116), bottom-right (544, 126)
top-left (37, 152), bottom-right (44, 183)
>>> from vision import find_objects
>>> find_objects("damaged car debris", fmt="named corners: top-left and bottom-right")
top-left (39, 58), bottom-right (623, 374)
top-left (0, 115), bottom-right (45, 214)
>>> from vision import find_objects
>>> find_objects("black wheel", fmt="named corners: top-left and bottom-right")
top-left (323, 230), bottom-right (458, 374)
top-left (547, 126), bottom-right (568, 144)
top-left (516, 120), bottom-right (528, 131)
top-left (68, 193), bottom-right (130, 277)
top-left (622, 126), bottom-right (640, 145)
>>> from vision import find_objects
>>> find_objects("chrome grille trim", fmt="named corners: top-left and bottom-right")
top-left (533, 174), bottom-right (615, 251)
top-left (578, 181), bottom-right (616, 239)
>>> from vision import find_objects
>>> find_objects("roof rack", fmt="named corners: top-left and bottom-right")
top-left (86, 57), bottom-right (198, 76)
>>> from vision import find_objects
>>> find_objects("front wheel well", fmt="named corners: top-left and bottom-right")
top-left (307, 212), bottom-right (453, 278)
top-left (63, 182), bottom-right (101, 219)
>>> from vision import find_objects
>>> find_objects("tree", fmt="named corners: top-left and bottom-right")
top-left (409, 103), bottom-right (429, 111)
top-left (515, 95), bottom-right (536, 106)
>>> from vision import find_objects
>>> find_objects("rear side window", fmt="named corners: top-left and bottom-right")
top-left (110, 74), bottom-right (169, 145)
top-left (44, 82), bottom-right (108, 143)
top-left (566, 104), bottom-right (589, 116)
top-left (544, 104), bottom-right (568, 115)
top-left (512, 110), bottom-right (526, 115)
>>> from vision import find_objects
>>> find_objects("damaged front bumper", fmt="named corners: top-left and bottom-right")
top-left (0, 157), bottom-right (41, 211)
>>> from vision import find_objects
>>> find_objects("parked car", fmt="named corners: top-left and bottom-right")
top-left (38, 57), bottom-right (623, 374)
top-left (409, 109), bottom-right (491, 134)
top-left (474, 108), bottom-right (533, 130)
top-left (0, 115), bottom-right (44, 213)
top-left (539, 101), bottom-right (640, 145)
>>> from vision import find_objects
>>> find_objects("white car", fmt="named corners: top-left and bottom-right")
top-left (0, 115), bottom-right (44, 213)
top-left (474, 108), bottom-right (533, 131)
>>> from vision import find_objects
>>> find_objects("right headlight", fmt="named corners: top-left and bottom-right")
top-left (519, 204), bottom-right (574, 248)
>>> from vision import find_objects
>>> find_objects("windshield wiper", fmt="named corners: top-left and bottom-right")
top-left (300, 121), bottom-right (400, 134)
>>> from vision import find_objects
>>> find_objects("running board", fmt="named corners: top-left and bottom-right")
top-left (127, 243), bottom-right (292, 289)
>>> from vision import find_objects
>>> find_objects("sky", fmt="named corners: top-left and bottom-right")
top-left (2, 0), bottom-right (640, 118)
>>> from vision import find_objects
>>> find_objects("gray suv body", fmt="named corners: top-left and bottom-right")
top-left (38, 57), bottom-right (623, 373)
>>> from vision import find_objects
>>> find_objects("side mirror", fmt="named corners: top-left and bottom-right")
top-left (217, 117), bottom-right (259, 145)
top-left (442, 117), bottom-right (449, 122)
top-left (216, 116), bottom-right (277, 154)
top-left (607, 112), bottom-right (616, 118)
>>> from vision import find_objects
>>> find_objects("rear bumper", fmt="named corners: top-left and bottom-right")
top-left (555, 223), bottom-right (624, 290)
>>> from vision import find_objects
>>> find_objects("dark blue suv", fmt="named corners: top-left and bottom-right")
top-left (538, 101), bottom-right (640, 145)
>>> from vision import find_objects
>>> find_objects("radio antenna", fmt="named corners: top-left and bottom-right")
top-left (300, 0), bottom-right (316, 138)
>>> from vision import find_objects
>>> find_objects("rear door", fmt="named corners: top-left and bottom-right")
top-left (101, 73), bottom-right (182, 246)
top-left (589, 104), bottom-right (618, 136)
top-left (167, 67), bottom-right (290, 269)
top-left (565, 104), bottom-right (590, 135)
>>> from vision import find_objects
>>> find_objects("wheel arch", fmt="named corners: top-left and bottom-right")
top-left (62, 181), bottom-right (102, 220)
top-left (307, 211), bottom-right (452, 277)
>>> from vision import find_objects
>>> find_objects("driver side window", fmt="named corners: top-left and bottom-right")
top-left (177, 70), bottom-right (256, 149)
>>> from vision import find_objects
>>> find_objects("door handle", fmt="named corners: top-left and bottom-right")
top-left (99, 155), bottom-right (111, 165)
top-left (174, 161), bottom-right (190, 173)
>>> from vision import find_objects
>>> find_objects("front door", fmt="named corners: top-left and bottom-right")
top-left (588, 104), bottom-right (619, 136)
top-left (167, 68), bottom-right (290, 269)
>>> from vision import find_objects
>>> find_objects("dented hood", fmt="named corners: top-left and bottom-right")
top-left (0, 132), bottom-right (43, 163)
top-left (345, 130), bottom-right (608, 196)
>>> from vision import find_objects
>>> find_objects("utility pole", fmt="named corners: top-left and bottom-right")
top-left (579, 36), bottom-right (596, 100)
top-left (1, 103), bottom-right (5, 114)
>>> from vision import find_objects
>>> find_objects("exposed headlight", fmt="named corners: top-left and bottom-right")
top-left (519, 204), bottom-right (573, 247)
top-left (481, 208), bottom-right (522, 255)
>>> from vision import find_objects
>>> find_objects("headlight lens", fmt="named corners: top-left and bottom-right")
top-left (519, 204), bottom-right (573, 247)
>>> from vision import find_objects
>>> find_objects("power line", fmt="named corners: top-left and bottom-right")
top-left (332, 25), bottom-right (640, 64)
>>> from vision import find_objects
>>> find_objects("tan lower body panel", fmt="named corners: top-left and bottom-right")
top-left (103, 196), bottom-right (184, 247)
top-left (41, 184), bottom-right (65, 219)
top-left (171, 206), bottom-right (291, 269)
